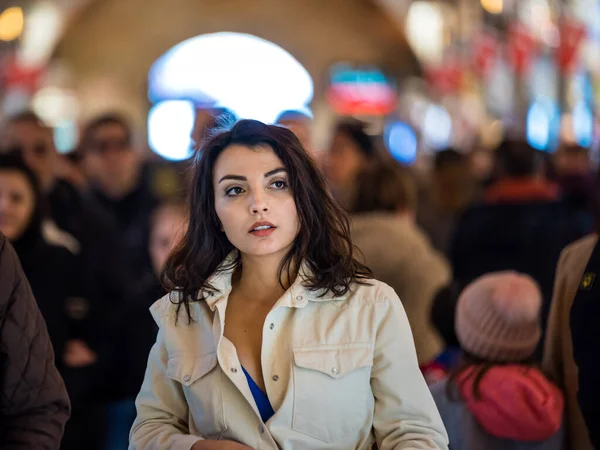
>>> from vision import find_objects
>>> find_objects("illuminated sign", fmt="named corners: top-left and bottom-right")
top-left (326, 65), bottom-right (396, 116)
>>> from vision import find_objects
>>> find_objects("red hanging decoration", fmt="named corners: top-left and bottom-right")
top-left (425, 53), bottom-right (464, 94)
top-left (472, 29), bottom-right (499, 77)
top-left (0, 55), bottom-right (45, 93)
top-left (556, 19), bottom-right (586, 73)
top-left (507, 23), bottom-right (535, 75)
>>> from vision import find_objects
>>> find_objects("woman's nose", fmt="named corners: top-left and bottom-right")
top-left (249, 192), bottom-right (269, 214)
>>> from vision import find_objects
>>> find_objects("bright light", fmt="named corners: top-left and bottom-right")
top-left (527, 98), bottom-right (558, 150)
top-left (481, 0), bottom-right (503, 14)
top-left (18, 2), bottom-right (63, 67)
top-left (573, 101), bottom-right (593, 147)
top-left (386, 121), bottom-right (418, 165)
top-left (148, 100), bottom-right (196, 161)
top-left (405, 2), bottom-right (444, 64)
top-left (0, 7), bottom-right (24, 41)
top-left (422, 105), bottom-right (452, 149)
top-left (149, 32), bottom-right (313, 124)
top-left (32, 87), bottom-right (79, 127)
top-left (54, 121), bottom-right (78, 154)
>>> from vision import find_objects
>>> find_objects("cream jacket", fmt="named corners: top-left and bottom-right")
top-left (129, 261), bottom-right (449, 450)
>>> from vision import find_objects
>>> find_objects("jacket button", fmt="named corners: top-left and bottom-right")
top-left (295, 295), bottom-right (303, 302)
top-left (331, 367), bottom-right (339, 375)
top-left (259, 425), bottom-right (265, 434)
top-left (272, 375), bottom-right (279, 381)
top-left (183, 375), bottom-right (191, 382)
top-left (269, 323), bottom-right (275, 330)
top-left (231, 367), bottom-right (238, 373)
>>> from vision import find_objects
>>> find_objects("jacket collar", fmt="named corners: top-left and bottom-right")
top-left (203, 252), bottom-right (346, 311)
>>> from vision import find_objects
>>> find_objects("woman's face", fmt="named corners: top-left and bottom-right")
top-left (325, 132), bottom-right (368, 188)
top-left (0, 171), bottom-right (36, 241)
top-left (213, 144), bottom-right (299, 260)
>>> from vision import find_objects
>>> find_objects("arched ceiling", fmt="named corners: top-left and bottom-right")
top-left (51, 0), bottom-right (420, 123)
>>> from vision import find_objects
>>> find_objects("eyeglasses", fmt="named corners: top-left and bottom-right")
top-left (4, 143), bottom-right (49, 158)
top-left (87, 138), bottom-right (131, 155)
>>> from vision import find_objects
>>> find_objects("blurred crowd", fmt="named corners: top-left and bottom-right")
top-left (0, 107), bottom-right (597, 449)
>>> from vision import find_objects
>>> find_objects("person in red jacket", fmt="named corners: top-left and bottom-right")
top-left (0, 233), bottom-right (71, 448)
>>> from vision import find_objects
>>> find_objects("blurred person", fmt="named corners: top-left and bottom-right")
top-left (554, 144), bottom-right (592, 177)
top-left (0, 111), bottom-right (58, 192)
top-left (431, 272), bottom-right (564, 449)
top-left (350, 163), bottom-right (450, 371)
top-left (79, 113), bottom-right (162, 449)
top-left (0, 153), bottom-right (109, 450)
top-left (106, 202), bottom-right (188, 450)
top-left (130, 120), bottom-right (448, 449)
top-left (468, 148), bottom-right (494, 186)
top-left (0, 110), bottom-right (128, 315)
top-left (275, 110), bottom-right (319, 164)
top-left (451, 140), bottom-right (590, 354)
top-left (324, 119), bottom-right (385, 209)
top-left (0, 234), bottom-right (70, 448)
top-left (484, 140), bottom-right (559, 203)
top-left (551, 145), bottom-right (597, 221)
top-left (80, 113), bottom-right (159, 280)
top-left (417, 149), bottom-right (477, 256)
top-left (544, 233), bottom-right (599, 450)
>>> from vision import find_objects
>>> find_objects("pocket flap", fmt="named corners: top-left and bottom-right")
top-left (293, 345), bottom-right (373, 379)
top-left (166, 353), bottom-right (218, 386)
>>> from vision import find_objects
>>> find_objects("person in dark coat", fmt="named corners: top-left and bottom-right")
top-left (0, 234), bottom-right (71, 448)
top-left (0, 154), bottom-right (108, 450)
top-left (79, 113), bottom-right (159, 282)
top-left (0, 111), bottom-right (130, 338)
top-left (451, 140), bottom-right (591, 356)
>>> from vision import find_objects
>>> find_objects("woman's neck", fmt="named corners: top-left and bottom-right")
top-left (234, 252), bottom-right (296, 305)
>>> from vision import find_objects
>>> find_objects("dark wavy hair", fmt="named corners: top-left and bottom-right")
top-left (164, 119), bottom-right (372, 320)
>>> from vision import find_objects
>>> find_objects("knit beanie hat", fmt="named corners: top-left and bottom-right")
top-left (455, 271), bottom-right (542, 362)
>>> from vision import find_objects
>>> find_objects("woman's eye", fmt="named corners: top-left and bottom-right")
top-left (271, 180), bottom-right (288, 190)
top-left (10, 194), bottom-right (23, 204)
top-left (225, 186), bottom-right (244, 197)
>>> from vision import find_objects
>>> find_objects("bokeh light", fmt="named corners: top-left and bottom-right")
top-left (148, 100), bottom-right (196, 161)
top-left (422, 105), bottom-right (452, 149)
top-left (527, 98), bottom-right (559, 150)
top-left (385, 121), bottom-right (418, 165)
top-left (573, 100), bottom-right (593, 147)
top-left (149, 32), bottom-right (313, 124)
top-left (0, 7), bottom-right (24, 42)
top-left (481, 0), bottom-right (503, 14)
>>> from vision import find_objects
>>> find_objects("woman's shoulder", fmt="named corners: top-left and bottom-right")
top-left (150, 291), bottom-right (183, 321)
top-left (149, 291), bottom-right (212, 326)
top-left (346, 278), bottom-right (401, 306)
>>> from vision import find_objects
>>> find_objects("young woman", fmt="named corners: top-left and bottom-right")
top-left (130, 120), bottom-right (448, 450)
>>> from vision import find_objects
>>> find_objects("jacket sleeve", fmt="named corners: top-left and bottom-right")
top-left (372, 286), bottom-right (449, 450)
top-left (0, 237), bottom-right (71, 448)
top-left (129, 325), bottom-right (203, 450)
top-left (543, 247), bottom-right (570, 385)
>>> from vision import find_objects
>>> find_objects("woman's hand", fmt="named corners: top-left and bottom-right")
top-left (191, 440), bottom-right (254, 450)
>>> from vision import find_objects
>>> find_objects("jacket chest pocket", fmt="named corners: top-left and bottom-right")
top-left (166, 353), bottom-right (227, 439)
top-left (292, 344), bottom-right (374, 443)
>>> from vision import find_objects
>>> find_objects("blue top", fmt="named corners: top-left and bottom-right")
top-left (242, 367), bottom-right (275, 423)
